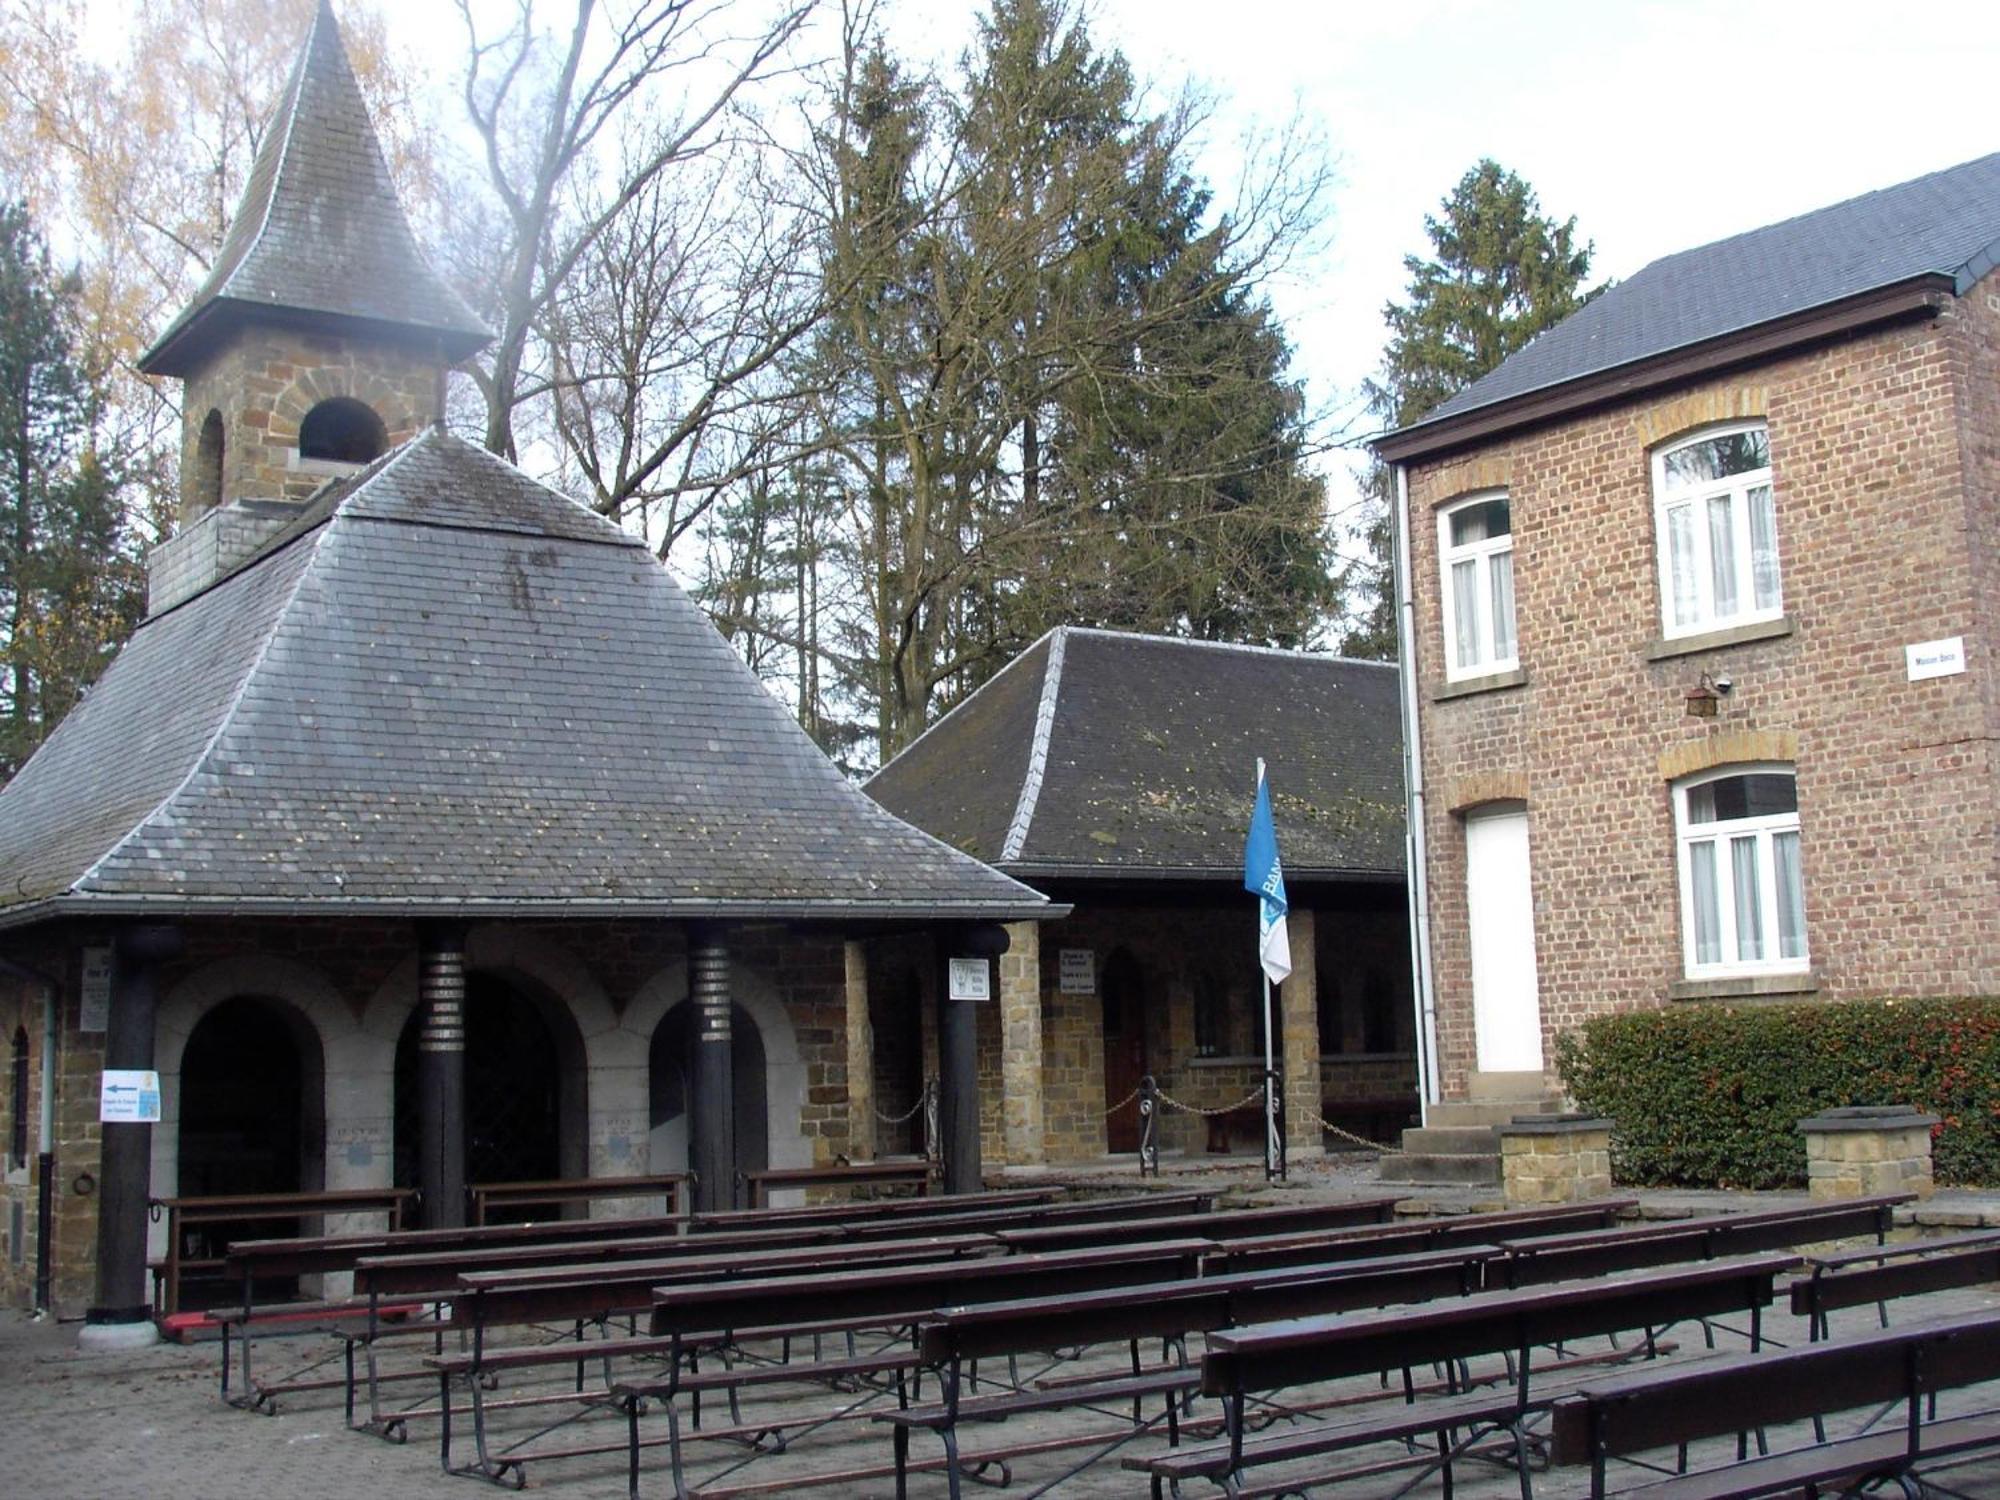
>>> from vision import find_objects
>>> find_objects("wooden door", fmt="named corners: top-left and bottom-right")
top-left (1101, 952), bottom-right (1146, 1152)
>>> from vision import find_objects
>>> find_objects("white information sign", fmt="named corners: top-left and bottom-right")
top-left (1058, 948), bottom-right (1096, 996)
top-left (1906, 636), bottom-right (1966, 682)
top-left (99, 1070), bottom-right (161, 1124)
top-left (946, 957), bottom-right (991, 1002)
top-left (80, 946), bottom-right (112, 1033)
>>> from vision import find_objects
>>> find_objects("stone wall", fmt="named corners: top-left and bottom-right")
top-left (1405, 289), bottom-right (2000, 1100)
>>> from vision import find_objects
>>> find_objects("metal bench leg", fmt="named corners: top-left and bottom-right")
top-left (893, 1422), bottom-right (911, 1500)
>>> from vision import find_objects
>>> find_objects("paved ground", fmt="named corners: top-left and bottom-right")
top-left (10, 1169), bottom-right (2000, 1498)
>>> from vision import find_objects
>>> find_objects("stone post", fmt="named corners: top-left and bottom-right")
top-left (1799, 1105), bottom-right (1938, 1201)
top-left (999, 922), bottom-right (1044, 1167)
top-left (1498, 1113), bottom-right (1615, 1205)
top-left (415, 924), bottom-right (468, 1230)
top-left (843, 941), bottom-right (875, 1162)
top-left (1281, 907), bottom-right (1322, 1161)
top-left (688, 929), bottom-right (736, 1213)
top-left (80, 924), bottom-right (181, 1350)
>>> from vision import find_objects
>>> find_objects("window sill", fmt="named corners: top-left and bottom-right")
top-left (1433, 667), bottom-right (1527, 702)
top-left (1646, 615), bottom-right (1794, 661)
top-left (1669, 969), bottom-right (1820, 1002)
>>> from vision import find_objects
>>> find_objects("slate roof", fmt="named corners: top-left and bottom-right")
top-left (865, 628), bottom-right (1404, 882)
top-left (138, 0), bottom-right (489, 376)
top-left (0, 431), bottom-right (1050, 925)
top-left (1396, 152), bottom-right (2000, 439)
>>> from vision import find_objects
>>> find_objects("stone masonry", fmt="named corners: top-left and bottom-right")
top-left (1498, 1114), bottom-right (1615, 1205)
top-left (1800, 1105), bottom-right (1939, 1201)
top-left (1405, 282), bottom-right (2000, 1101)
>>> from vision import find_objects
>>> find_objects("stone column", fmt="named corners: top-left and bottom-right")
top-left (81, 924), bottom-right (181, 1349)
top-left (1800, 1105), bottom-right (1938, 1201)
top-left (1282, 907), bottom-right (1322, 1160)
top-left (415, 925), bottom-right (468, 1230)
top-left (1498, 1114), bottom-right (1615, 1205)
top-left (688, 929), bottom-right (736, 1213)
top-left (843, 941), bottom-right (875, 1162)
top-left (999, 922), bottom-right (1044, 1168)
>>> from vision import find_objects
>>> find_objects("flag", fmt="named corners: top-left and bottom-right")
top-left (1243, 760), bottom-right (1292, 985)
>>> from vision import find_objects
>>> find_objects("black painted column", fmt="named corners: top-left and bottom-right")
top-left (416, 924), bottom-right (468, 1230)
top-left (936, 925), bottom-right (1009, 1196)
top-left (689, 928), bottom-right (736, 1214)
top-left (85, 924), bottom-right (181, 1342)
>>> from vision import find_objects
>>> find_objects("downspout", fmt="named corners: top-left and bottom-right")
top-left (1392, 463), bottom-right (1442, 1115)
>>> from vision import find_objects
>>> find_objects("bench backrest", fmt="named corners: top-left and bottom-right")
top-left (1211, 1200), bottom-right (1633, 1275)
top-left (1202, 1253), bottom-right (1795, 1400)
top-left (840, 1191), bottom-right (1210, 1239)
top-left (1550, 1309), bottom-right (2000, 1462)
top-left (227, 1213), bottom-right (691, 1281)
top-left (1791, 1237), bottom-right (2000, 1319)
top-left (688, 1186), bottom-right (1055, 1233)
top-left (991, 1198), bottom-right (1398, 1254)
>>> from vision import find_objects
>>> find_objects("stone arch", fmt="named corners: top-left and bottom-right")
top-left (299, 396), bottom-right (388, 464)
top-left (632, 958), bottom-right (810, 1194)
top-left (271, 368), bottom-right (420, 457)
top-left (151, 955), bottom-right (354, 1259)
top-left (1633, 385), bottom-right (1769, 450)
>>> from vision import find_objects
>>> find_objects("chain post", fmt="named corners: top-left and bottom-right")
top-left (1137, 1075), bottom-right (1159, 1178)
top-left (1266, 1068), bottom-right (1287, 1183)
top-left (921, 1075), bottom-right (941, 1167)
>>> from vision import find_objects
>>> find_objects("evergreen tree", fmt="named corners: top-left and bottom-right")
top-left (1341, 160), bottom-right (1593, 658)
top-left (0, 201), bottom-right (145, 780)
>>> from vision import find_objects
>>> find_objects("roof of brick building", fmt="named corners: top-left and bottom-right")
top-left (1392, 151), bottom-right (2000, 443)
top-left (865, 628), bottom-right (1404, 883)
top-left (0, 431), bottom-right (1050, 925)
top-left (138, 0), bottom-right (489, 376)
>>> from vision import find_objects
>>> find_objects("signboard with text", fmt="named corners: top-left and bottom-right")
top-left (946, 958), bottom-right (991, 1002)
top-left (80, 946), bottom-right (112, 1033)
top-left (1058, 949), bottom-right (1096, 995)
top-left (1907, 636), bottom-right (1966, 682)
top-left (100, 1070), bottom-right (161, 1124)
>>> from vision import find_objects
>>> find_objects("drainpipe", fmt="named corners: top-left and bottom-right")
top-left (1392, 462), bottom-right (1442, 1115)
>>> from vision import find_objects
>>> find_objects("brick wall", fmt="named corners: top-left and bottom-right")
top-left (1406, 287), bottom-right (2000, 1100)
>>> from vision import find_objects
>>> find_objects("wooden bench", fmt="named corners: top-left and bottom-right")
top-left (469, 1173), bottom-right (688, 1225)
top-left (148, 1186), bottom-right (417, 1315)
top-left (737, 1158), bottom-right (935, 1207)
top-left (1207, 1198), bottom-right (1636, 1274)
top-left (1549, 1309), bottom-right (2000, 1498)
top-left (1790, 1228), bottom-right (2000, 1339)
top-left (1124, 1253), bottom-right (1795, 1499)
top-left (989, 1196), bottom-right (1400, 1255)
top-left (883, 1243), bottom-right (1501, 1500)
top-left (685, 1185), bottom-right (1057, 1234)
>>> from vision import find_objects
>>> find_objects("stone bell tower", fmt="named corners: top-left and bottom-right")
top-left (137, 0), bottom-right (488, 613)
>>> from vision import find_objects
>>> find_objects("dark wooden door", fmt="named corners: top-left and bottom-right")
top-left (1101, 953), bottom-right (1146, 1152)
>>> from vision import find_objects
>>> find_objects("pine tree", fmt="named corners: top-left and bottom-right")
top-left (1341, 161), bottom-right (1593, 658)
top-left (0, 201), bottom-right (145, 780)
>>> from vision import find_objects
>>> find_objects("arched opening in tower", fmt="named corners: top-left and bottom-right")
top-left (298, 396), bottom-right (389, 465)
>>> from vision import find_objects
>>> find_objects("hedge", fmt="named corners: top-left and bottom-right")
top-left (1551, 997), bottom-right (2000, 1189)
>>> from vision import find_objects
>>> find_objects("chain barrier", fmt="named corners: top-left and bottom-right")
top-left (1102, 1085), bottom-right (1141, 1117)
top-left (872, 1094), bottom-right (927, 1126)
top-left (1315, 1110), bottom-right (1405, 1154)
top-left (1153, 1085), bottom-right (1267, 1119)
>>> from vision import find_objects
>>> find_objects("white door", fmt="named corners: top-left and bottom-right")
top-left (1465, 807), bottom-right (1544, 1073)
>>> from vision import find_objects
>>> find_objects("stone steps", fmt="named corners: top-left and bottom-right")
top-left (1377, 1080), bottom-right (1564, 1190)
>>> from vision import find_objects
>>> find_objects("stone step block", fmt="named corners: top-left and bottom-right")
top-left (1376, 1152), bottom-right (1503, 1186)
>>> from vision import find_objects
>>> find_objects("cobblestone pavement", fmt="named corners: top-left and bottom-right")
top-left (11, 1188), bottom-right (2000, 1499)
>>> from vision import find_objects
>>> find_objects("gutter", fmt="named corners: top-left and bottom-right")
top-left (1393, 463), bottom-right (1442, 1113)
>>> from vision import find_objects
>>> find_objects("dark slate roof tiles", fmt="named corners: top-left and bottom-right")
top-left (868, 628), bottom-right (1404, 880)
top-left (0, 430), bottom-right (1046, 921)
top-left (138, 0), bottom-right (488, 374)
top-left (1407, 152), bottom-right (2000, 433)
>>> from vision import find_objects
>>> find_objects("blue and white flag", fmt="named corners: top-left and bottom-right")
top-left (1243, 760), bottom-right (1292, 985)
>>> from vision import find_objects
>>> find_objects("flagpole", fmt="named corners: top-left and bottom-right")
top-left (1262, 970), bottom-right (1278, 1181)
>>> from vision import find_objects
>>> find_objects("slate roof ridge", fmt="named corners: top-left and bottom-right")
top-left (1059, 624), bottom-right (1397, 672)
top-left (74, 523), bottom-right (334, 895)
top-left (863, 629), bottom-right (1056, 788)
top-left (434, 431), bottom-right (643, 548)
top-left (999, 626), bottom-right (1070, 862)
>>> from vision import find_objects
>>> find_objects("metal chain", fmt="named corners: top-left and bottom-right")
top-left (1103, 1086), bottom-right (1142, 1117)
top-left (1315, 1111), bottom-right (1405, 1154)
top-left (873, 1095), bottom-right (926, 1126)
top-left (1154, 1086), bottom-right (1266, 1119)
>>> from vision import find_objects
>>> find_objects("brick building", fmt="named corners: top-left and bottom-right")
top-left (1375, 155), bottom-right (2000, 1156)
top-left (864, 628), bottom-right (1415, 1166)
top-left (0, 2), bottom-right (1050, 1333)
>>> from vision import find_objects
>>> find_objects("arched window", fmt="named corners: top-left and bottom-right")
top-left (1674, 765), bottom-right (1807, 978)
top-left (9, 1027), bottom-right (27, 1169)
top-left (298, 397), bottom-right (388, 466)
top-left (193, 410), bottom-right (225, 512)
top-left (1653, 422), bottom-right (1780, 638)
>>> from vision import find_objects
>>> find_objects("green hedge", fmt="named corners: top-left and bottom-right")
top-left (1552, 998), bottom-right (2000, 1189)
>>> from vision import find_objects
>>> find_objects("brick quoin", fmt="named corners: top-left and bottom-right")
top-left (1404, 280), bottom-right (2000, 1101)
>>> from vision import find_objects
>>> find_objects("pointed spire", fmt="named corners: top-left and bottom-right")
top-left (139, 0), bottom-right (488, 376)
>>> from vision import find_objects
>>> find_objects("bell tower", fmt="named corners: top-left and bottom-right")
top-left (137, 0), bottom-right (487, 606)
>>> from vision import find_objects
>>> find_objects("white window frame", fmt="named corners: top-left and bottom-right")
top-left (1673, 764), bottom-right (1809, 981)
top-left (1652, 421), bottom-right (1782, 639)
top-left (1437, 490), bottom-right (1518, 682)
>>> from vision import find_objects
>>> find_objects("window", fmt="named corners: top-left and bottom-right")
top-left (1438, 492), bottom-right (1517, 680)
top-left (1654, 424), bottom-right (1780, 637)
top-left (1674, 767), bottom-right (1807, 978)
top-left (8, 1027), bottom-right (25, 1169)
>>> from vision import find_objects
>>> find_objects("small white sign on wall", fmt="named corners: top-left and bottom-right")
top-left (80, 946), bottom-right (112, 1033)
top-left (1058, 949), bottom-right (1096, 995)
top-left (99, 1070), bottom-right (161, 1124)
top-left (947, 957), bottom-right (992, 1002)
top-left (1907, 636), bottom-right (1966, 682)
